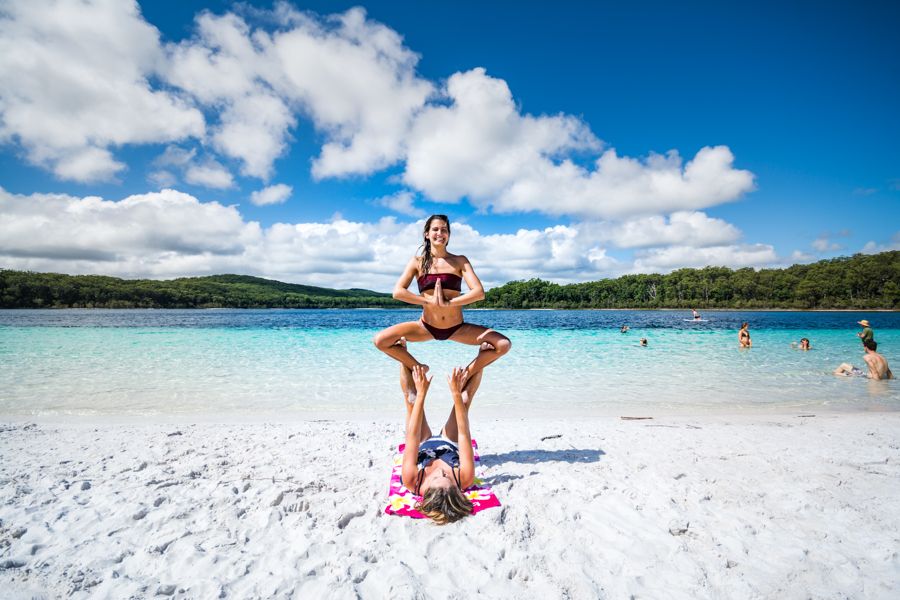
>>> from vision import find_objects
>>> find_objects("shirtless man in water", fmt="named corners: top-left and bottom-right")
top-left (833, 339), bottom-right (894, 380)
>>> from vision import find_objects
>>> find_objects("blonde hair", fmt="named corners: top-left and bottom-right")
top-left (416, 486), bottom-right (473, 525)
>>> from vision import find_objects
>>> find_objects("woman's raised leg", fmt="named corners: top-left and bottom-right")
top-left (448, 324), bottom-right (511, 379)
top-left (400, 342), bottom-right (433, 442)
top-left (374, 320), bottom-right (433, 370)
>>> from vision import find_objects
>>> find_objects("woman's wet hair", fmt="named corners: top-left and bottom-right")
top-left (416, 485), bottom-right (473, 525)
top-left (741, 322), bottom-right (748, 329)
top-left (864, 338), bottom-right (877, 351)
top-left (419, 215), bottom-right (450, 275)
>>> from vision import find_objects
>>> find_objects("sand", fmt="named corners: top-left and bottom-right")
top-left (1, 413), bottom-right (899, 599)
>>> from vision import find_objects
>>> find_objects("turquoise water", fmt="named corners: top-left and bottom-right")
top-left (1, 310), bottom-right (898, 417)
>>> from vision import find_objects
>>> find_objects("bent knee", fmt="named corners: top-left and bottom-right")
top-left (373, 332), bottom-right (391, 349)
top-left (494, 337), bottom-right (512, 355)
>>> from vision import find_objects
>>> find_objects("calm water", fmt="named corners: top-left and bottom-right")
top-left (1, 309), bottom-right (898, 417)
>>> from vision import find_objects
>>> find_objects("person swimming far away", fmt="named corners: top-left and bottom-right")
top-left (738, 322), bottom-right (752, 348)
top-left (791, 338), bottom-right (811, 351)
top-left (857, 319), bottom-right (874, 346)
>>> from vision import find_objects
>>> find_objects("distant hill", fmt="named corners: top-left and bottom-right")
top-left (0, 271), bottom-right (399, 309)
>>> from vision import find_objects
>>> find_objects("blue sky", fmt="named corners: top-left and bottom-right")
top-left (0, 0), bottom-right (897, 291)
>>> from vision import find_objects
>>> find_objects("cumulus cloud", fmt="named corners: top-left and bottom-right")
top-left (163, 6), bottom-right (432, 180)
top-left (374, 191), bottom-right (424, 217)
top-left (0, 188), bottom-right (636, 289)
top-left (631, 244), bottom-right (778, 273)
top-left (0, 187), bottom-right (260, 273)
top-left (250, 184), bottom-right (292, 206)
top-left (184, 161), bottom-right (234, 189)
top-left (590, 211), bottom-right (741, 249)
top-left (403, 68), bottom-right (755, 219)
top-left (0, 0), bottom-right (204, 181)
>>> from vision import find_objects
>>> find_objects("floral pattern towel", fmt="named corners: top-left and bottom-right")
top-left (385, 439), bottom-right (501, 518)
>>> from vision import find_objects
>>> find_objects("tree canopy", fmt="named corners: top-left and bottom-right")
top-left (480, 251), bottom-right (900, 310)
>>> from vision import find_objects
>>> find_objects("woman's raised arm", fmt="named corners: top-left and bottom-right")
top-left (401, 365), bottom-right (431, 490)
top-left (448, 367), bottom-right (475, 488)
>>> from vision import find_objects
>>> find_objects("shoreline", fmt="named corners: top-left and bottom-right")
top-left (2, 413), bottom-right (898, 598)
top-left (3, 399), bottom-right (899, 426)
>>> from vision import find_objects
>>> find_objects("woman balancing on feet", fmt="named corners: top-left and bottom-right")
top-left (401, 364), bottom-right (482, 524)
top-left (373, 214), bottom-right (511, 382)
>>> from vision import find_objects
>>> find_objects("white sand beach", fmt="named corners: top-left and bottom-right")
top-left (2, 413), bottom-right (899, 599)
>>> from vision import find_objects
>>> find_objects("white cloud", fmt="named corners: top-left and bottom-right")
top-left (0, 0), bottom-right (204, 182)
top-left (250, 184), bottom-right (292, 206)
top-left (374, 191), bottom-right (424, 217)
top-left (404, 68), bottom-right (599, 203)
top-left (861, 231), bottom-right (900, 254)
top-left (163, 6), bottom-right (432, 181)
top-left (0, 187), bottom-right (260, 271)
top-left (403, 68), bottom-right (755, 219)
top-left (631, 244), bottom-right (778, 273)
top-left (147, 170), bottom-right (177, 188)
top-left (153, 146), bottom-right (196, 168)
top-left (273, 7), bottom-right (434, 178)
top-left (590, 211), bottom-right (741, 249)
top-left (0, 188), bottom-right (631, 289)
top-left (184, 161), bottom-right (234, 189)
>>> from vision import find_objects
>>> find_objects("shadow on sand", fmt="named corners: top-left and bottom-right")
top-left (482, 448), bottom-right (605, 467)
top-left (478, 448), bottom-right (605, 485)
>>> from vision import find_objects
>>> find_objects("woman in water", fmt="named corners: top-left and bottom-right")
top-left (373, 214), bottom-right (511, 383)
top-left (738, 322), bottom-right (752, 348)
top-left (401, 364), bottom-right (481, 524)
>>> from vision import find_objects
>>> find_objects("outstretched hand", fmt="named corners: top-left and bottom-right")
top-left (412, 364), bottom-right (432, 397)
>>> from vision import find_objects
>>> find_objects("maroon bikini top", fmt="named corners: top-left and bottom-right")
top-left (417, 273), bottom-right (463, 294)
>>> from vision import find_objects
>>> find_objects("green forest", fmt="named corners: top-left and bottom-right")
top-left (0, 272), bottom-right (400, 309)
top-left (481, 251), bottom-right (900, 309)
top-left (1, 251), bottom-right (898, 309)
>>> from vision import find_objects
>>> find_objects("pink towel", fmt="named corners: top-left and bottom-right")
top-left (385, 439), bottom-right (501, 518)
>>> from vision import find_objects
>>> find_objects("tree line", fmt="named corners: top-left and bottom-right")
top-left (1, 251), bottom-right (897, 309)
top-left (480, 251), bottom-right (900, 309)
top-left (0, 272), bottom-right (401, 309)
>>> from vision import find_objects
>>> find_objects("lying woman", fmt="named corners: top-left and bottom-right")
top-left (400, 363), bottom-right (483, 525)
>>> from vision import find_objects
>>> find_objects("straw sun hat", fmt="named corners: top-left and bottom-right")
top-left (858, 320), bottom-right (871, 327)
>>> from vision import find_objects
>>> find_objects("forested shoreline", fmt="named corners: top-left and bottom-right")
top-left (1, 251), bottom-right (898, 309)
top-left (482, 251), bottom-right (899, 309)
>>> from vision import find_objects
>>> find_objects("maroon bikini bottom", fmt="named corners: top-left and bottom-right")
top-left (421, 319), bottom-right (464, 341)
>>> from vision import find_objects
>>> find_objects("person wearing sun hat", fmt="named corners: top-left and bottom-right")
top-left (857, 320), bottom-right (874, 345)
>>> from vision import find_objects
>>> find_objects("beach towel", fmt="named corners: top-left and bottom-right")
top-left (385, 439), bottom-right (501, 518)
